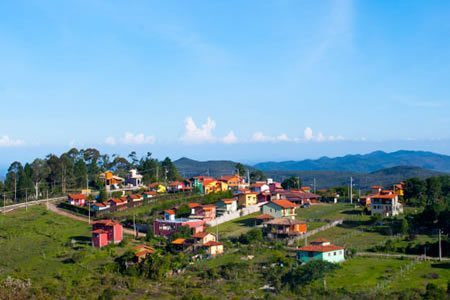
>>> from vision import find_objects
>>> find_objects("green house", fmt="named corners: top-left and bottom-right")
top-left (297, 239), bottom-right (345, 264)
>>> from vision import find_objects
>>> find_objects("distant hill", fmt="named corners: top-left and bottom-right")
top-left (266, 166), bottom-right (445, 190)
top-left (254, 150), bottom-right (450, 173)
top-left (173, 157), bottom-right (254, 178)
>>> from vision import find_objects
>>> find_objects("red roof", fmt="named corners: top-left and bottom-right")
top-left (144, 191), bottom-right (157, 195)
top-left (108, 198), bottom-right (127, 204)
top-left (298, 244), bottom-right (344, 253)
top-left (93, 219), bottom-right (120, 226)
top-left (271, 199), bottom-right (297, 209)
top-left (68, 194), bottom-right (85, 200)
top-left (371, 193), bottom-right (398, 199)
top-left (92, 229), bottom-right (108, 234)
top-left (203, 241), bottom-right (223, 247)
top-left (223, 198), bottom-right (237, 204)
top-left (192, 232), bottom-right (212, 238)
top-left (188, 202), bottom-right (201, 208)
top-left (129, 194), bottom-right (142, 199)
top-left (135, 249), bottom-right (154, 257)
top-left (164, 209), bottom-right (175, 215)
top-left (202, 204), bottom-right (216, 211)
top-left (255, 214), bottom-right (274, 220)
top-left (311, 238), bottom-right (331, 243)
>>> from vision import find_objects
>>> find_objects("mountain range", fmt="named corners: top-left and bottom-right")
top-left (254, 150), bottom-right (450, 173)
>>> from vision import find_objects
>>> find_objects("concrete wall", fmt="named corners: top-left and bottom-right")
top-left (206, 202), bottom-right (266, 226)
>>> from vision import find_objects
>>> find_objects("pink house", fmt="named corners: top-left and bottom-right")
top-left (190, 204), bottom-right (216, 222)
top-left (153, 211), bottom-right (205, 237)
top-left (92, 219), bottom-right (123, 247)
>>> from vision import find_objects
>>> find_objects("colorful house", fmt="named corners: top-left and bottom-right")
top-left (203, 180), bottom-right (228, 194)
top-left (237, 191), bottom-right (258, 207)
top-left (67, 194), bottom-right (86, 206)
top-left (92, 220), bottom-right (123, 248)
top-left (100, 171), bottom-right (124, 190)
top-left (216, 198), bottom-right (238, 216)
top-left (297, 239), bottom-right (345, 263)
top-left (264, 218), bottom-right (307, 237)
top-left (134, 244), bottom-right (154, 262)
top-left (190, 204), bottom-right (216, 222)
top-left (202, 241), bottom-right (224, 256)
top-left (108, 198), bottom-right (128, 211)
top-left (148, 183), bottom-right (167, 193)
top-left (250, 182), bottom-right (270, 193)
top-left (370, 193), bottom-right (403, 217)
top-left (128, 194), bottom-right (144, 207)
top-left (191, 176), bottom-right (215, 194)
top-left (168, 181), bottom-right (187, 193)
top-left (192, 232), bottom-right (217, 245)
top-left (153, 211), bottom-right (205, 237)
top-left (143, 191), bottom-right (157, 199)
top-left (219, 175), bottom-right (245, 189)
top-left (92, 202), bottom-right (110, 212)
top-left (262, 199), bottom-right (297, 219)
top-left (125, 169), bottom-right (143, 187)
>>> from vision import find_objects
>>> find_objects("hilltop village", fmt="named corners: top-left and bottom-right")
top-left (65, 169), bottom-right (406, 264)
top-left (1, 156), bottom-right (449, 299)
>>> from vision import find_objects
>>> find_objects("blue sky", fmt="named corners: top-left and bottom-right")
top-left (1, 0), bottom-right (450, 166)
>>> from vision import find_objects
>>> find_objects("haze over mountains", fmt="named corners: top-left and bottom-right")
top-left (254, 150), bottom-right (450, 173)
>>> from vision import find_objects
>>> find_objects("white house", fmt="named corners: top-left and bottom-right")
top-left (216, 198), bottom-right (238, 216)
top-left (125, 169), bottom-right (143, 187)
top-left (370, 193), bottom-right (403, 217)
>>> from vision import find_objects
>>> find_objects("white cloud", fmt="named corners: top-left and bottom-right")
top-left (181, 116), bottom-right (236, 144)
top-left (223, 131), bottom-right (238, 144)
top-left (251, 127), bottom-right (345, 143)
top-left (0, 135), bottom-right (25, 147)
top-left (121, 132), bottom-right (156, 145)
top-left (251, 132), bottom-right (294, 143)
top-left (104, 133), bottom-right (155, 146)
top-left (304, 127), bottom-right (314, 141)
top-left (105, 136), bottom-right (117, 145)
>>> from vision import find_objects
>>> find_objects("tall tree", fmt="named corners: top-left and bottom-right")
top-left (161, 157), bottom-right (180, 182)
top-left (281, 176), bottom-right (301, 190)
top-left (5, 161), bottom-right (23, 201)
top-left (31, 158), bottom-right (50, 199)
top-left (235, 163), bottom-right (246, 177)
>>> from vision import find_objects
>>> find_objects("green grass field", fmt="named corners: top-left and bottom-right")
top-left (206, 212), bottom-right (261, 238)
top-left (311, 257), bottom-right (450, 293)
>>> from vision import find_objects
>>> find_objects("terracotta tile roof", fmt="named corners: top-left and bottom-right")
top-left (93, 219), bottom-right (120, 226)
top-left (188, 202), bottom-right (201, 208)
top-left (129, 194), bottom-right (142, 199)
top-left (92, 229), bottom-right (108, 234)
top-left (271, 199), bottom-right (297, 209)
top-left (255, 214), bottom-right (274, 220)
top-left (298, 244), bottom-right (344, 253)
top-left (135, 249), bottom-right (154, 257)
top-left (192, 232), bottom-right (212, 238)
top-left (266, 218), bottom-right (305, 225)
top-left (171, 238), bottom-right (187, 245)
top-left (202, 205), bottom-right (216, 210)
top-left (68, 194), bottom-right (86, 200)
top-left (371, 193), bottom-right (398, 199)
top-left (203, 241), bottom-right (223, 247)
top-left (310, 238), bottom-right (331, 243)
top-left (164, 209), bottom-right (176, 215)
top-left (144, 191), bottom-right (157, 195)
top-left (223, 199), bottom-right (237, 204)
top-left (93, 202), bottom-right (109, 207)
top-left (108, 198), bottom-right (127, 205)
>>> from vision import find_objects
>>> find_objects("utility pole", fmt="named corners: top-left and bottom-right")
top-left (247, 169), bottom-right (250, 185)
top-left (133, 214), bottom-right (137, 238)
top-left (438, 229), bottom-right (442, 261)
top-left (350, 177), bottom-right (353, 204)
top-left (313, 178), bottom-right (317, 194)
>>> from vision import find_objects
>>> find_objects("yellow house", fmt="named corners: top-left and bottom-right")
top-left (149, 183), bottom-right (167, 193)
top-left (238, 192), bottom-right (258, 207)
top-left (219, 175), bottom-right (242, 189)
top-left (203, 180), bottom-right (228, 194)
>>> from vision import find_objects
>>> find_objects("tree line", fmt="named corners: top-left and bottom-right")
top-left (0, 148), bottom-right (180, 203)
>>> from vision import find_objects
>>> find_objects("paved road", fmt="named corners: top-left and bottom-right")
top-left (1, 196), bottom-right (66, 214)
top-left (48, 203), bottom-right (146, 237)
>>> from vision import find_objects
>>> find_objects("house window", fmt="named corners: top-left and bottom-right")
top-left (334, 252), bottom-right (336, 256)
top-left (328, 253), bottom-right (331, 256)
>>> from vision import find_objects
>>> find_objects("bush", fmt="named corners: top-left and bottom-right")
top-left (282, 261), bottom-right (340, 292)
top-left (238, 228), bottom-right (263, 244)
